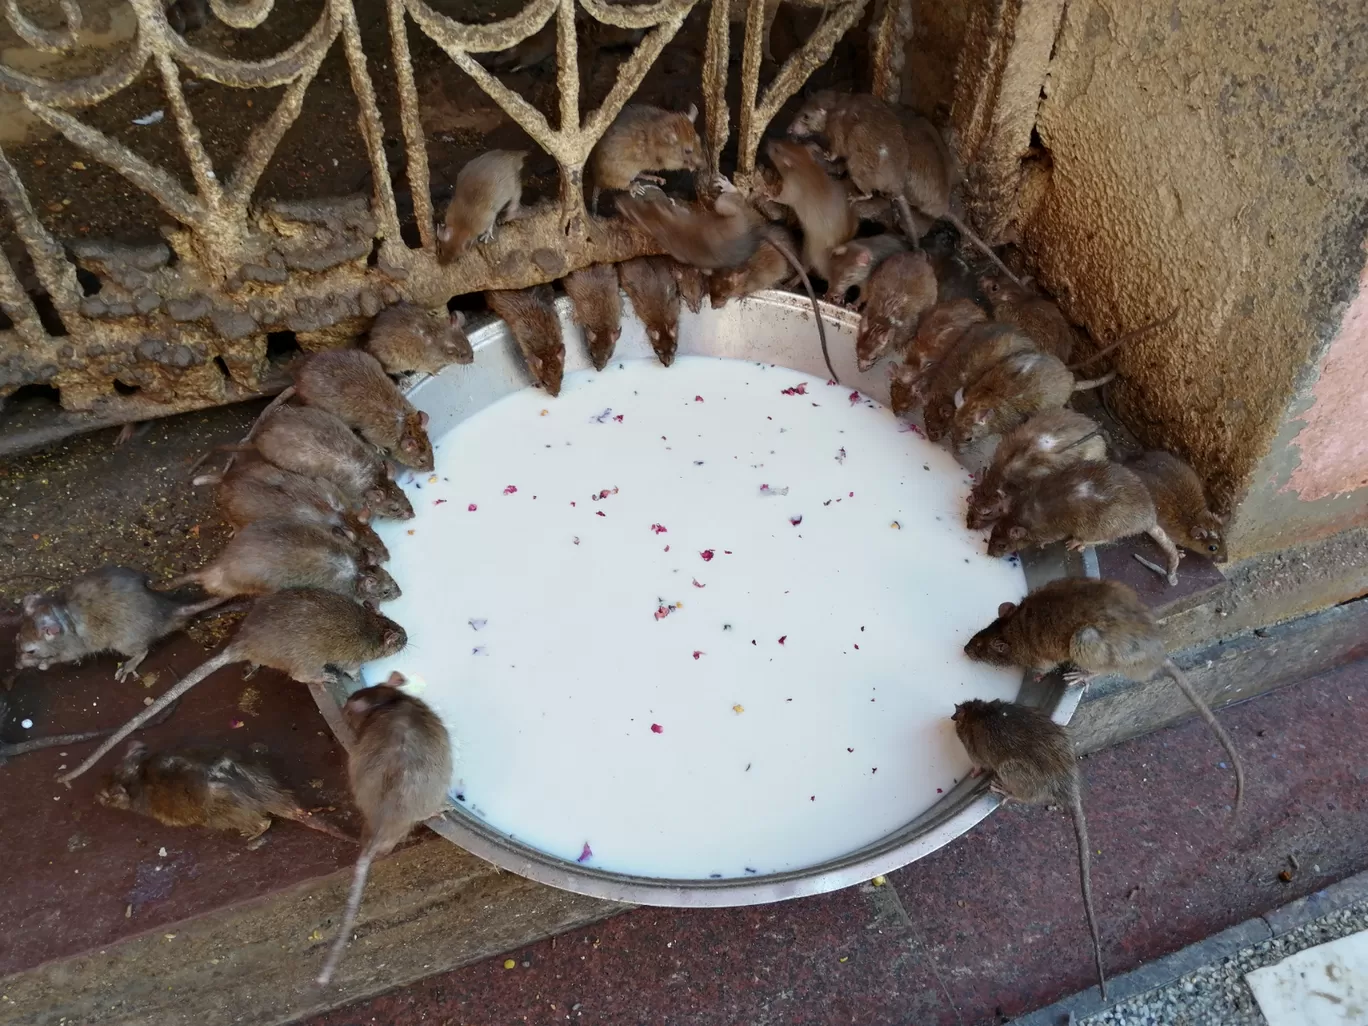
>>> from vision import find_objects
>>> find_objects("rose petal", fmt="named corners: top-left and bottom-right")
top-left (693, 650), bottom-right (703, 660)
top-left (596, 511), bottom-right (606, 517)
top-left (651, 723), bottom-right (663, 734)
top-left (578, 843), bottom-right (593, 863)
top-left (700, 549), bottom-right (715, 561)
top-left (790, 515), bottom-right (803, 526)
top-left (467, 503), bottom-right (478, 511)
top-left (503, 485), bottom-right (517, 495)
top-left (650, 524), bottom-right (668, 534)
top-left (692, 578), bottom-right (705, 588)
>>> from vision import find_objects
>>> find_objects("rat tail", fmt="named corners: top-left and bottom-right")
top-left (1163, 659), bottom-right (1245, 816)
top-left (1067, 784), bottom-right (1108, 1000)
top-left (57, 647), bottom-right (238, 785)
top-left (1071, 370), bottom-right (1117, 392)
top-left (763, 233), bottom-right (837, 384)
top-left (1069, 306), bottom-right (1181, 370)
top-left (317, 839), bottom-right (380, 986)
top-left (943, 212), bottom-right (1023, 288)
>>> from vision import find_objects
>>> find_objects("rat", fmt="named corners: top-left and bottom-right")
top-left (618, 256), bottom-right (682, 366)
top-left (951, 350), bottom-right (1115, 447)
top-left (982, 277), bottom-right (1180, 369)
top-left (986, 462), bottom-right (1183, 584)
top-left (855, 250), bottom-right (937, 371)
top-left (15, 566), bottom-right (225, 683)
top-left (889, 298), bottom-right (988, 416)
top-left (588, 103), bottom-right (704, 213)
top-left (203, 455), bottom-right (390, 565)
top-left (316, 676), bottom-right (452, 986)
top-left (920, 323), bottom-right (1037, 442)
top-left (59, 589), bottom-right (409, 785)
top-left (952, 698), bottom-right (1107, 998)
top-left (485, 286), bottom-right (566, 397)
top-left (708, 225), bottom-right (798, 307)
top-left (617, 179), bottom-right (837, 382)
top-left (1125, 450), bottom-right (1227, 565)
top-left (562, 263), bottom-right (623, 371)
top-left (789, 92), bottom-right (1022, 285)
top-left (97, 741), bottom-right (353, 845)
top-left (437, 150), bottom-right (526, 265)
top-left (158, 519), bottom-right (401, 605)
top-left (0, 695), bottom-right (109, 767)
top-left (967, 410), bottom-right (1107, 529)
top-left (922, 222), bottom-right (985, 303)
top-left (251, 406), bottom-right (414, 520)
top-left (365, 303), bottom-right (473, 376)
top-left (963, 577), bottom-right (1244, 812)
top-left (289, 350), bottom-right (434, 472)
top-left (825, 234), bottom-right (910, 306)
top-left (673, 261), bottom-right (708, 314)
top-left (764, 137), bottom-right (857, 281)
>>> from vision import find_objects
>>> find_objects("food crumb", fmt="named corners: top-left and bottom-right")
top-left (732, 704), bottom-right (744, 714)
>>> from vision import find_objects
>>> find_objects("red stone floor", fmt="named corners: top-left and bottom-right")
top-left (303, 659), bottom-right (1368, 1026)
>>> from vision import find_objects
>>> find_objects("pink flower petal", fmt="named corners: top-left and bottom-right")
top-left (650, 524), bottom-right (668, 534)
top-left (578, 843), bottom-right (593, 863)
top-left (700, 549), bottom-right (715, 561)
top-left (849, 390), bottom-right (861, 405)
top-left (790, 515), bottom-right (803, 526)
top-left (434, 499), bottom-right (447, 505)
top-left (503, 485), bottom-right (517, 495)
top-left (596, 511), bottom-right (606, 517)
top-left (692, 578), bottom-right (706, 588)
top-left (692, 650), bottom-right (703, 660)
top-left (651, 723), bottom-right (663, 734)
top-left (780, 382), bottom-right (808, 396)
top-left (614, 414), bottom-right (624, 422)
top-left (694, 395), bottom-right (704, 402)
top-left (467, 503), bottom-right (477, 511)
top-left (778, 635), bottom-right (787, 645)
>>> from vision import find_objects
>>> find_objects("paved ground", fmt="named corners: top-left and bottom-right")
top-left (299, 658), bottom-right (1368, 1026)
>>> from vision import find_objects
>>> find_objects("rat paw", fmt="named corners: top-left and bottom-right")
top-left (1065, 539), bottom-right (1087, 552)
top-left (477, 228), bottom-right (496, 244)
top-left (1063, 670), bottom-right (1095, 688)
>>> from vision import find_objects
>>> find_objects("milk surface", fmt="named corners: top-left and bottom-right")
top-left (362, 356), bottom-right (1026, 880)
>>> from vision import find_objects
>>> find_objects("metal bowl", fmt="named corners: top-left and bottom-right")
top-left (317, 290), bottom-right (1082, 908)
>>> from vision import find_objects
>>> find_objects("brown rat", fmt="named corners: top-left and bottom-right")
top-left (365, 302), bottom-right (473, 376)
top-left (59, 588), bottom-right (409, 784)
top-left (967, 410), bottom-right (1107, 529)
top-left (764, 137), bottom-right (856, 280)
top-left (617, 180), bottom-right (837, 382)
top-left (251, 406), bottom-right (414, 520)
top-left (437, 149), bottom-right (525, 264)
top-left (789, 92), bottom-right (1022, 285)
top-left (951, 350), bottom-right (1114, 447)
top-left (97, 740), bottom-right (353, 844)
top-left (316, 676), bottom-right (452, 986)
top-left (672, 261), bottom-right (708, 314)
top-left (485, 286), bottom-right (566, 397)
top-left (202, 454), bottom-right (390, 565)
top-left (825, 233), bottom-right (910, 306)
top-left (158, 519), bottom-right (401, 605)
top-left (16, 566), bottom-right (224, 683)
top-left (563, 263), bottom-right (623, 371)
top-left (855, 250), bottom-right (937, 371)
top-left (588, 103), bottom-right (704, 213)
top-left (952, 698), bottom-right (1107, 998)
top-left (922, 222), bottom-right (985, 303)
top-left (964, 577), bottom-right (1244, 812)
top-left (986, 462), bottom-right (1182, 584)
top-left (920, 323), bottom-right (1037, 442)
top-left (707, 225), bottom-right (797, 307)
top-left (291, 349), bottom-right (434, 472)
top-left (905, 298), bottom-right (987, 378)
top-left (1125, 450), bottom-right (1227, 563)
top-left (617, 255), bottom-right (682, 367)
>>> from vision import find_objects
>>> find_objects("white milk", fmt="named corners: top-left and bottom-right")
top-left (362, 356), bottom-right (1026, 880)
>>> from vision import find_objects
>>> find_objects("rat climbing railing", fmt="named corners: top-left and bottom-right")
top-left (0, 0), bottom-right (902, 431)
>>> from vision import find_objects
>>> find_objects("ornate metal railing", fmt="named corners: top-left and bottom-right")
top-left (0, 0), bottom-right (908, 426)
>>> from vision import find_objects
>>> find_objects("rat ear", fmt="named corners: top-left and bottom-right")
top-left (401, 437), bottom-right (418, 453)
top-left (685, 103), bottom-right (697, 123)
top-left (383, 627), bottom-right (405, 649)
top-left (832, 244), bottom-right (847, 256)
top-left (354, 507), bottom-right (372, 524)
top-left (855, 250), bottom-right (872, 267)
top-left (952, 388), bottom-right (965, 409)
top-left (365, 487), bottom-right (385, 508)
top-left (436, 225), bottom-right (451, 243)
top-left (1190, 526), bottom-right (1206, 540)
top-left (384, 670), bottom-right (407, 688)
top-left (450, 309), bottom-right (466, 327)
top-left (37, 612), bottom-right (62, 638)
top-left (1008, 525), bottom-right (1027, 540)
top-left (419, 410), bottom-right (429, 429)
top-left (649, 328), bottom-right (660, 341)
top-left (991, 638), bottom-right (1010, 654)
top-left (997, 601), bottom-right (1017, 618)
top-left (973, 407), bottom-right (992, 425)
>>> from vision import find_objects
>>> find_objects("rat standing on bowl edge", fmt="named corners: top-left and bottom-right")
top-left (365, 303), bottom-right (473, 376)
top-left (317, 676), bottom-right (452, 986)
top-left (966, 409), bottom-right (1107, 529)
top-left (59, 589), bottom-right (409, 784)
top-left (952, 698), bottom-right (1108, 998)
top-left (986, 462), bottom-right (1183, 584)
top-left (618, 256), bottom-right (682, 367)
top-left (563, 264), bottom-right (623, 371)
top-left (855, 250), bottom-right (937, 371)
top-left (588, 103), bottom-right (704, 214)
top-left (485, 286), bottom-right (566, 397)
top-left (963, 577), bottom-right (1244, 812)
top-left (15, 566), bottom-right (225, 682)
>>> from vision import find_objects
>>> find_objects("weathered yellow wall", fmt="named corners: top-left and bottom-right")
top-left (1007, 0), bottom-right (1368, 559)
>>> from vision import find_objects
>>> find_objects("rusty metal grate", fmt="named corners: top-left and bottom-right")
top-left (0, 0), bottom-right (910, 430)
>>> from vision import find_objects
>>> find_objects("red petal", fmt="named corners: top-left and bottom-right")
top-left (596, 511), bottom-right (606, 517)
top-left (692, 650), bottom-right (703, 660)
top-left (434, 498), bottom-right (447, 505)
top-left (694, 395), bottom-right (704, 402)
top-left (651, 723), bottom-right (663, 733)
top-left (692, 578), bottom-right (705, 588)
top-left (467, 503), bottom-right (478, 511)
top-left (650, 524), bottom-right (668, 534)
top-left (700, 549), bottom-right (715, 561)
top-left (778, 635), bottom-right (787, 645)
top-left (578, 843), bottom-right (593, 862)
top-left (503, 485), bottom-right (518, 495)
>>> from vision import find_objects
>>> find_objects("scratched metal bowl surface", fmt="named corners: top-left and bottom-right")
top-left (316, 290), bottom-right (1082, 908)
